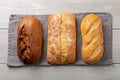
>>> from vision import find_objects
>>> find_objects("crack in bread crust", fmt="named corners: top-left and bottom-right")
top-left (17, 16), bottom-right (42, 64)
top-left (18, 25), bottom-right (32, 64)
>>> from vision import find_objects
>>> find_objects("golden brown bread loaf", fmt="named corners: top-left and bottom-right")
top-left (47, 13), bottom-right (76, 64)
top-left (81, 14), bottom-right (104, 64)
top-left (17, 16), bottom-right (42, 64)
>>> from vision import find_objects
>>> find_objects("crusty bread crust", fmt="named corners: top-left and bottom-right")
top-left (47, 13), bottom-right (76, 64)
top-left (81, 14), bottom-right (104, 64)
top-left (17, 16), bottom-right (42, 64)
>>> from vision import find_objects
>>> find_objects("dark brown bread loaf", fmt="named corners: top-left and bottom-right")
top-left (17, 16), bottom-right (42, 64)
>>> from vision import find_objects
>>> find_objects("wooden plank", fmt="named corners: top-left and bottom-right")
top-left (0, 30), bottom-right (8, 63)
top-left (0, 0), bottom-right (119, 80)
top-left (0, 29), bottom-right (119, 64)
top-left (0, 64), bottom-right (120, 80)
top-left (113, 30), bottom-right (120, 63)
top-left (0, 0), bottom-right (119, 28)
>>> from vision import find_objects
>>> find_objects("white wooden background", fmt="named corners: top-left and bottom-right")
top-left (0, 0), bottom-right (120, 80)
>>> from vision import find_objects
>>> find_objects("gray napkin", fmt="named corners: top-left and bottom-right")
top-left (7, 13), bottom-right (112, 67)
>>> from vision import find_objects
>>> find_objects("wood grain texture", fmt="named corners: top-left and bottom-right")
top-left (0, 0), bottom-right (120, 80)
top-left (113, 30), bottom-right (120, 63)
top-left (0, 0), bottom-right (119, 28)
top-left (0, 64), bottom-right (120, 80)
top-left (0, 30), bottom-right (8, 63)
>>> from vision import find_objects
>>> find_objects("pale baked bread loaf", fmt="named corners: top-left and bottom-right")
top-left (17, 16), bottom-right (42, 64)
top-left (47, 13), bottom-right (76, 64)
top-left (81, 14), bottom-right (104, 64)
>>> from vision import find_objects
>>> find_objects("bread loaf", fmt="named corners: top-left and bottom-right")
top-left (81, 14), bottom-right (104, 64)
top-left (47, 13), bottom-right (76, 64)
top-left (17, 16), bottom-right (42, 64)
